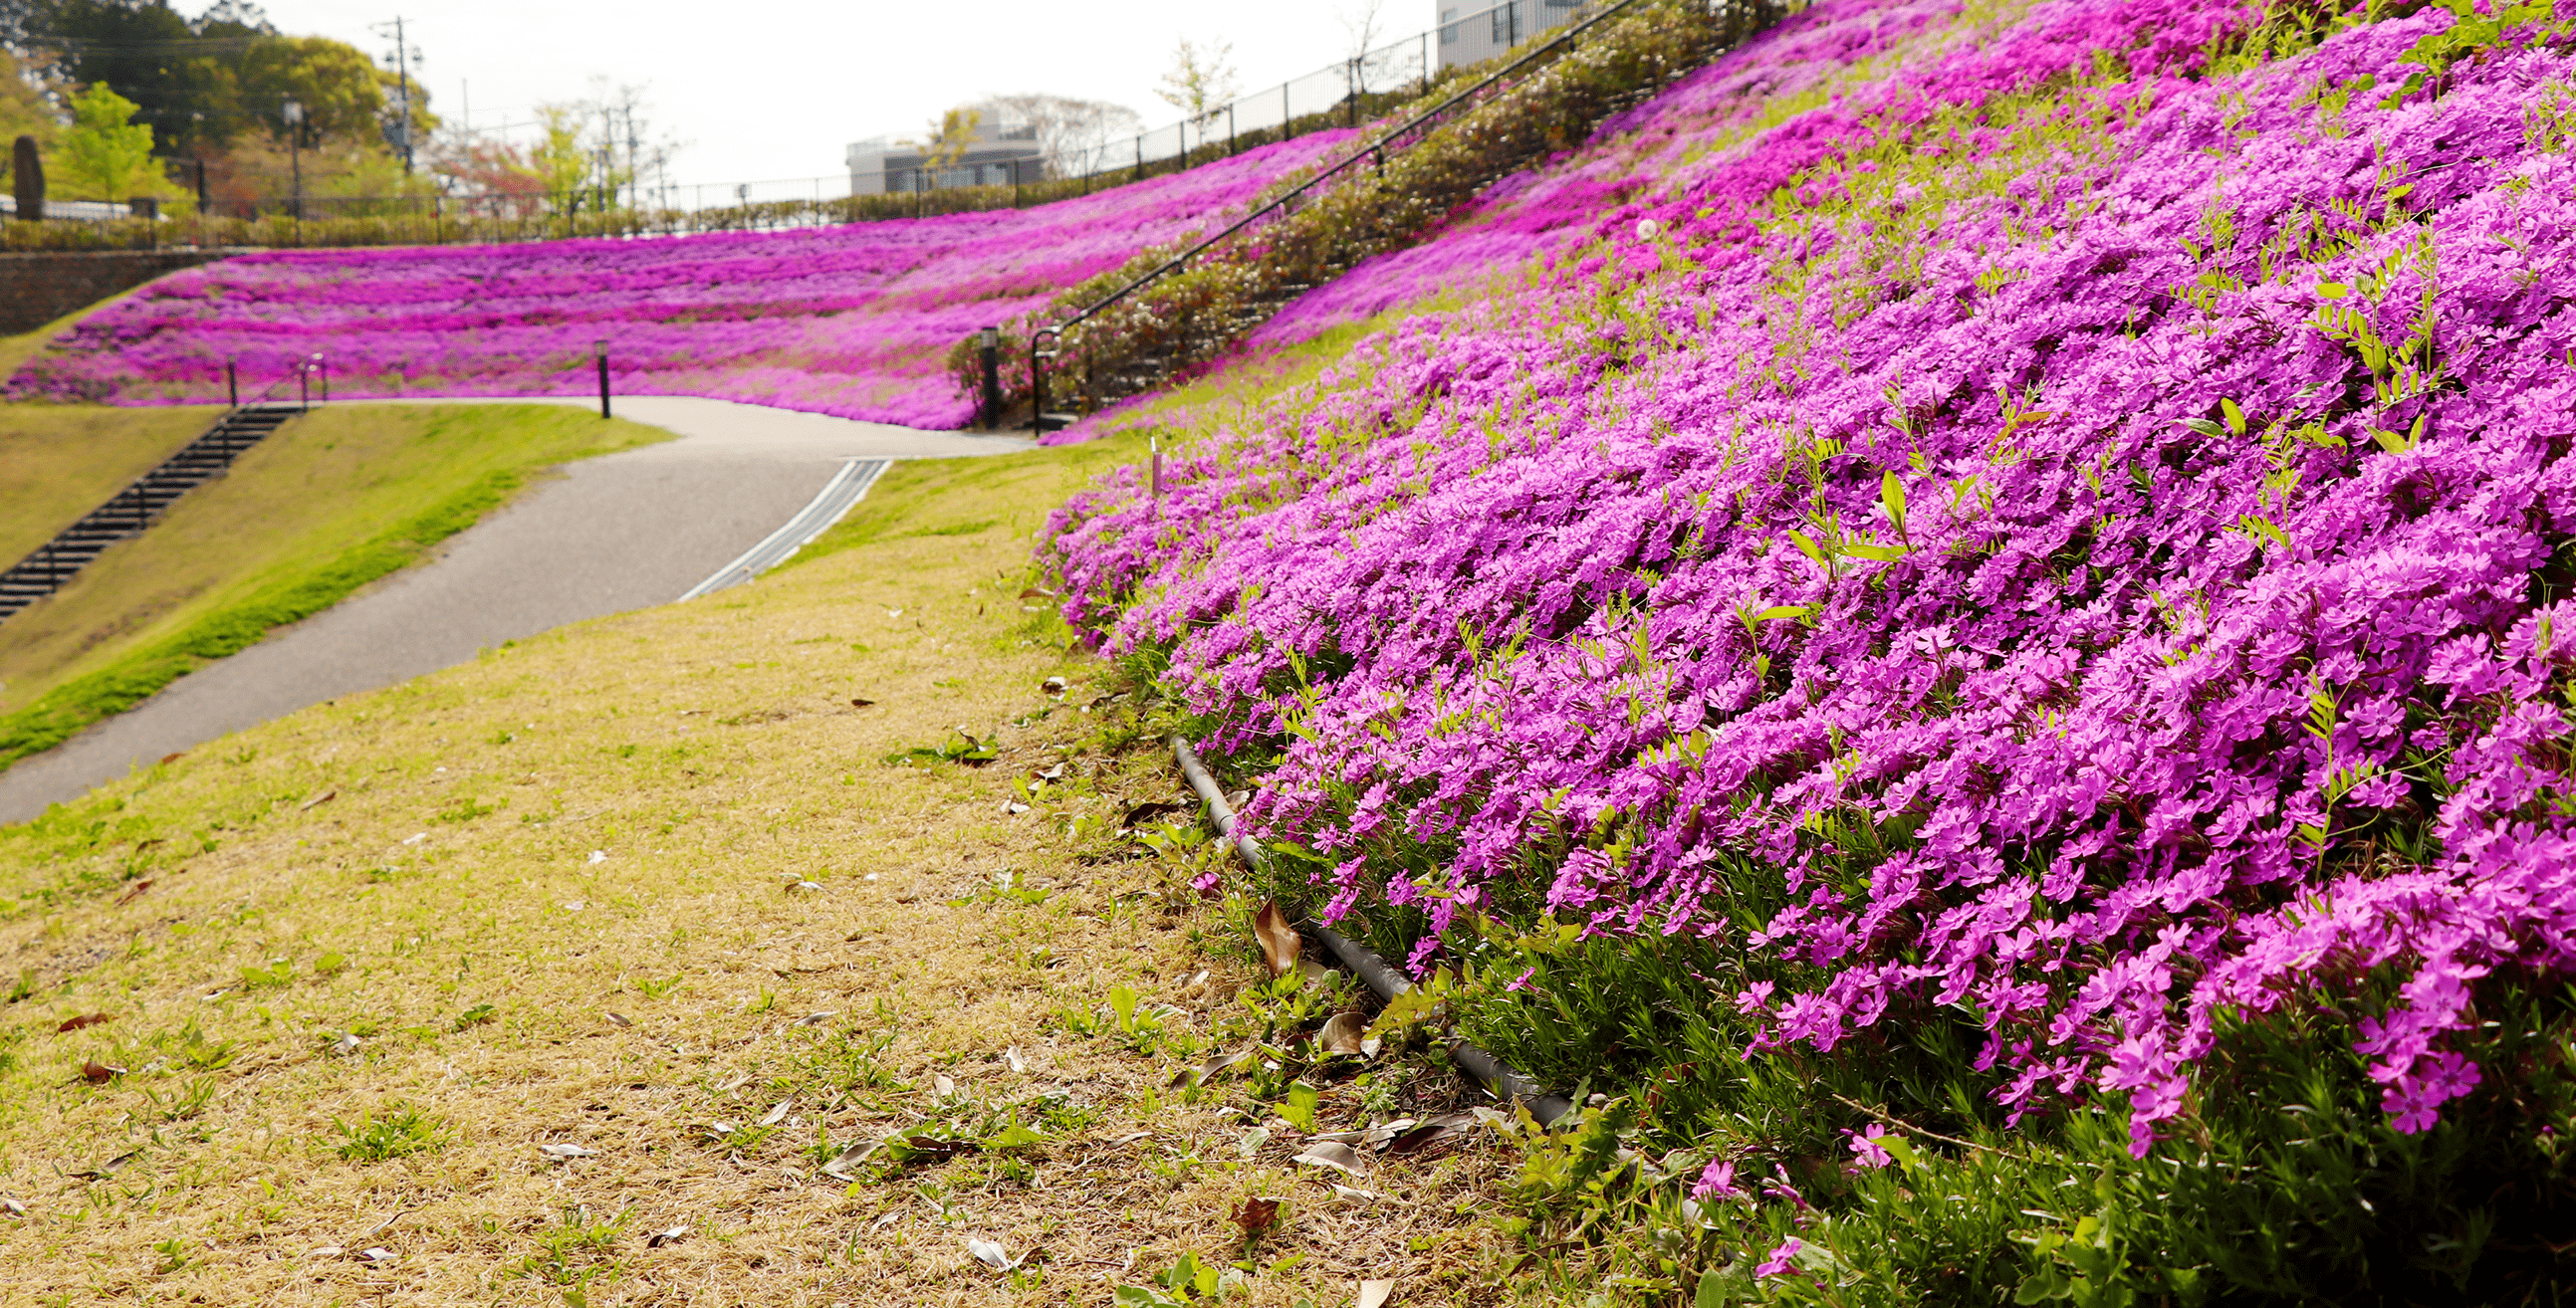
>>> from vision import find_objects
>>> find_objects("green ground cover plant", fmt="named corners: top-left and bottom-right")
top-left (0, 404), bottom-right (669, 770)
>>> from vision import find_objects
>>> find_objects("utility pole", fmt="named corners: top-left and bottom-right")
top-left (370, 17), bottom-right (416, 173)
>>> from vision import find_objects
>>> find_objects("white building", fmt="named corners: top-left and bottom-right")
top-left (847, 111), bottom-right (1046, 196)
top-left (1435, 0), bottom-right (1585, 72)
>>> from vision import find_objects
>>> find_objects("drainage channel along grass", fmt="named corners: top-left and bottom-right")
top-left (0, 431), bottom-right (1535, 1307)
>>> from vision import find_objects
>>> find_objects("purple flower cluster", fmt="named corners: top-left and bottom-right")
top-left (1048, 0), bottom-right (2576, 1150)
top-left (7, 134), bottom-right (1353, 427)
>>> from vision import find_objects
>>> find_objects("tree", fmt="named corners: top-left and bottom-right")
top-left (236, 35), bottom-right (379, 141)
top-left (11, 0), bottom-right (275, 153)
top-left (983, 94), bottom-right (1142, 178)
top-left (1155, 37), bottom-right (1239, 129)
top-left (910, 106), bottom-right (981, 172)
top-left (52, 79), bottom-right (151, 198)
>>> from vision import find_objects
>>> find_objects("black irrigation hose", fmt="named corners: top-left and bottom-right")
top-left (1170, 736), bottom-right (1574, 1125)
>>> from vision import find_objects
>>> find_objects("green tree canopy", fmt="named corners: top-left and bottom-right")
top-left (52, 78), bottom-right (150, 197)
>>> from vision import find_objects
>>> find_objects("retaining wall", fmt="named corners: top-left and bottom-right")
top-left (0, 249), bottom-right (244, 336)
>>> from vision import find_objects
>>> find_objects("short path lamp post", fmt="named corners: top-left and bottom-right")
top-left (593, 338), bottom-right (611, 418)
top-left (977, 326), bottom-right (1001, 430)
top-left (314, 352), bottom-right (328, 403)
top-left (298, 356), bottom-right (311, 411)
top-left (225, 357), bottom-right (237, 407)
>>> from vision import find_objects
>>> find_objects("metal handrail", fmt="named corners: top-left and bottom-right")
top-left (1027, 0), bottom-right (1661, 432)
top-left (1058, 0), bottom-right (1647, 329)
top-left (0, 359), bottom-right (323, 619)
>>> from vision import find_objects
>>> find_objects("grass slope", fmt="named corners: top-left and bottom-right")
top-left (0, 436), bottom-right (1526, 1306)
top-left (0, 406), bottom-right (222, 565)
top-left (0, 404), bottom-right (671, 771)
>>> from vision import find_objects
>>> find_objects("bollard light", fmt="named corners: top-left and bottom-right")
top-left (593, 338), bottom-right (611, 419)
top-left (976, 327), bottom-right (1002, 430)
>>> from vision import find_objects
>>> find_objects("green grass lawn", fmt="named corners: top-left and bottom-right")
top-left (0, 429), bottom-right (1523, 1306)
top-left (0, 403), bottom-right (672, 769)
top-left (0, 405), bottom-right (224, 566)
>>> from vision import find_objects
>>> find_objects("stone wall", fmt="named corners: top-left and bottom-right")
top-left (0, 249), bottom-right (245, 336)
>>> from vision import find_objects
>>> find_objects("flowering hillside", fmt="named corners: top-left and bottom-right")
top-left (1051, 0), bottom-right (2576, 1294)
top-left (6, 134), bottom-right (1351, 428)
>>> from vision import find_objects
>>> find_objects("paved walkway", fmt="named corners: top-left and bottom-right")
top-left (0, 397), bottom-right (1031, 823)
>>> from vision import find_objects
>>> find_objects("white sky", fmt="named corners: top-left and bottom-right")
top-left (252, 0), bottom-right (1426, 187)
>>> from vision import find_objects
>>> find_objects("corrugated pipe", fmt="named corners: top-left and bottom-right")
top-left (1170, 735), bottom-right (1574, 1125)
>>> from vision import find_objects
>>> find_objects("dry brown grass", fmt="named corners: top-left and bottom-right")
top-left (0, 438), bottom-right (1535, 1306)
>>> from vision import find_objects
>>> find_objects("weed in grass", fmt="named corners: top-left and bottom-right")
top-left (142, 1075), bottom-right (220, 1121)
top-left (150, 1235), bottom-right (193, 1273)
top-left (502, 1203), bottom-right (629, 1289)
top-left (880, 732), bottom-right (1000, 767)
top-left (634, 974), bottom-right (683, 999)
top-left (332, 1103), bottom-right (450, 1163)
top-left (434, 797), bottom-right (499, 823)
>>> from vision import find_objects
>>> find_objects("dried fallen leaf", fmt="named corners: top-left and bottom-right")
top-left (1358, 1278), bottom-right (1397, 1308)
top-left (850, 697), bottom-right (877, 709)
top-left (759, 1099), bottom-right (793, 1128)
top-left (1330, 1183), bottom-right (1385, 1204)
top-left (1004, 1045), bottom-right (1028, 1074)
top-left (1388, 1111), bottom-right (1483, 1157)
top-left (647, 1225), bottom-right (690, 1248)
top-left (352, 1246), bottom-right (396, 1265)
top-left (1002, 800), bottom-right (1031, 815)
top-left (1170, 1047), bottom-right (1252, 1088)
top-left (55, 1012), bottom-right (112, 1033)
top-left (537, 1143), bottom-right (595, 1160)
top-left (933, 1072), bottom-right (957, 1098)
top-left (820, 1140), bottom-right (879, 1180)
top-left (793, 1011), bottom-right (838, 1027)
top-left (1291, 1141), bottom-right (1364, 1177)
top-left (605, 1012), bottom-right (634, 1028)
top-left (1315, 1011), bottom-right (1373, 1057)
top-left (2, 1198), bottom-right (25, 1217)
top-left (298, 789), bottom-right (337, 811)
top-left (1253, 901), bottom-right (1302, 980)
top-left (1231, 1197), bottom-right (1281, 1234)
top-left (965, 1236), bottom-right (1020, 1272)
top-left (1120, 800), bottom-right (1188, 827)
top-left (158, 752), bottom-right (185, 764)
top-left (308, 1245), bottom-right (346, 1259)
top-left (80, 1060), bottom-right (125, 1083)
top-left (1041, 674), bottom-right (1068, 694)
top-left (114, 879), bottom-right (153, 906)
top-left (331, 1032), bottom-right (361, 1056)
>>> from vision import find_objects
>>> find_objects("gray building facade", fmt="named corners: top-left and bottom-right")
top-left (846, 114), bottom-right (1046, 196)
top-left (1435, 0), bottom-right (1584, 72)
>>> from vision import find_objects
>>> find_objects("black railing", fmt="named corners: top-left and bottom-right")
top-left (1027, 0), bottom-right (1736, 429)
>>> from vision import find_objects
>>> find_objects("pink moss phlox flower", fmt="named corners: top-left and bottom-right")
top-left (1693, 1158), bottom-right (1747, 1199)
top-left (1042, 0), bottom-right (2576, 1144)
top-left (1846, 1123), bottom-right (1895, 1168)
top-left (1756, 1238), bottom-right (1804, 1278)
top-left (7, 133), bottom-right (1357, 427)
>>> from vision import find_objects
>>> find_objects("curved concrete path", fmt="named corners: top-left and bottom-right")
top-left (0, 397), bottom-right (1032, 822)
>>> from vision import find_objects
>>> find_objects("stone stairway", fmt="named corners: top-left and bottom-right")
top-left (0, 402), bottom-right (301, 623)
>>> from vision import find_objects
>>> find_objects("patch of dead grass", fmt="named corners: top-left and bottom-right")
top-left (0, 439), bottom-right (1538, 1306)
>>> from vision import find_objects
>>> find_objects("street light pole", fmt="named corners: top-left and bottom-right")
top-left (282, 98), bottom-right (304, 226)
